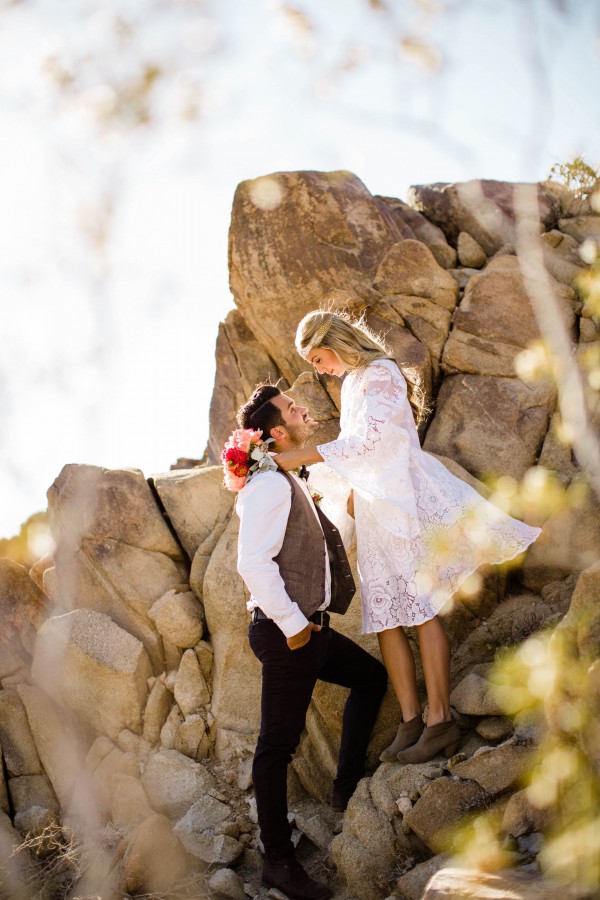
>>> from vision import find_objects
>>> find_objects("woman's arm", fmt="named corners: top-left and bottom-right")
top-left (273, 446), bottom-right (324, 471)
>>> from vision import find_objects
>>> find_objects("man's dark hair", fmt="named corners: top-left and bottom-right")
top-left (237, 384), bottom-right (285, 438)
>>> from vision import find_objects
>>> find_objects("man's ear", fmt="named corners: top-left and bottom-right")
top-left (270, 424), bottom-right (287, 442)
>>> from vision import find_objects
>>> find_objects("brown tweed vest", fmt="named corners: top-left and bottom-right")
top-left (274, 471), bottom-right (356, 618)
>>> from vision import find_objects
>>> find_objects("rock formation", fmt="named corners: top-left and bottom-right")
top-left (0, 171), bottom-right (598, 899)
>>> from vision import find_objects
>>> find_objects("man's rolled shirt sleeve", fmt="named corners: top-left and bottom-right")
top-left (236, 472), bottom-right (309, 639)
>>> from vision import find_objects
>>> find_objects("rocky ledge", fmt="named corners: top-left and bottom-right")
top-left (1, 170), bottom-right (599, 899)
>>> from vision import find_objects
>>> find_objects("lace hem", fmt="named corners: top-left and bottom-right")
top-left (361, 526), bottom-right (542, 633)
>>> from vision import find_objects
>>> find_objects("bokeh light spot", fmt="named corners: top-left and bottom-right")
top-left (248, 176), bottom-right (286, 211)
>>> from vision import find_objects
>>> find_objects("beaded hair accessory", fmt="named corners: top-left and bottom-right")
top-left (298, 315), bottom-right (332, 359)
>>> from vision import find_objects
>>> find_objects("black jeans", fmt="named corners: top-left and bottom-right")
top-left (248, 618), bottom-right (388, 861)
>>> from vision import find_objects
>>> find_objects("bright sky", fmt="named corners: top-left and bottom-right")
top-left (1, 0), bottom-right (599, 538)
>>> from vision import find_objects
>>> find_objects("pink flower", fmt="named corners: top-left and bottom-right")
top-left (223, 471), bottom-right (247, 492)
top-left (229, 428), bottom-right (262, 454)
top-left (221, 428), bottom-right (268, 493)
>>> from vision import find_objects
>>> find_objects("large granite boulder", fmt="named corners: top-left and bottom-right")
top-left (521, 483), bottom-right (600, 588)
top-left (450, 741), bottom-right (531, 795)
top-left (48, 465), bottom-right (182, 559)
top-left (407, 179), bottom-right (561, 253)
top-left (442, 256), bottom-right (576, 377)
top-left (8, 773), bottom-right (59, 817)
top-left (109, 773), bottom-right (153, 829)
top-left (208, 309), bottom-right (287, 462)
top-left (229, 170), bottom-right (403, 387)
top-left (287, 371), bottom-right (343, 447)
top-left (142, 678), bottom-right (175, 746)
top-left (403, 777), bottom-right (489, 853)
top-left (558, 215), bottom-right (600, 243)
top-left (82, 736), bottom-right (140, 818)
top-left (423, 867), bottom-right (590, 899)
top-left (330, 777), bottom-right (426, 899)
top-left (541, 230), bottom-right (587, 285)
top-left (396, 854), bottom-right (452, 900)
top-left (0, 809), bottom-right (37, 898)
top-left (0, 559), bottom-right (48, 679)
top-left (502, 787), bottom-right (552, 839)
top-left (202, 514), bottom-right (262, 736)
top-left (16, 684), bottom-right (86, 809)
top-left (47, 465), bottom-right (187, 671)
top-left (148, 589), bottom-right (205, 649)
top-left (32, 609), bottom-right (152, 740)
top-left (151, 466), bottom-right (234, 561)
top-left (450, 586), bottom-right (573, 687)
top-left (457, 231), bottom-right (487, 268)
top-left (557, 561), bottom-right (600, 664)
top-left (377, 195), bottom-right (457, 268)
top-left (174, 648), bottom-right (211, 715)
top-left (373, 239), bottom-right (458, 309)
top-left (0, 690), bottom-right (43, 777)
top-left (119, 813), bottom-right (191, 895)
top-left (450, 673), bottom-right (505, 716)
top-left (140, 748), bottom-right (218, 820)
top-left (373, 240), bottom-right (458, 373)
top-left (424, 374), bottom-right (555, 480)
top-left (0, 752), bottom-right (8, 815)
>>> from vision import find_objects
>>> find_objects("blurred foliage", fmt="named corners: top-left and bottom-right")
top-left (515, 189), bottom-right (600, 455)
top-left (453, 591), bottom-right (600, 894)
top-left (485, 466), bottom-right (586, 523)
top-left (576, 247), bottom-right (600, 325)
top-left (0, 511), bottom-right (53, 568)
top-left (39, 4), bottom-right (216, 134)
top-left (449, 169), bottom-right (600, 886)
top-left (547, 157), bottom-right (600, 201)
top-left (515, 329), bottom-right (600, 401)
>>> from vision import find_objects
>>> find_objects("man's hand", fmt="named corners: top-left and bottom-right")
top-left (287, 622), bottom-right (322, 650)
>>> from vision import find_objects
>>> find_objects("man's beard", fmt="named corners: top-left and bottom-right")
top-left (285, 419), bottom-right (318, 448)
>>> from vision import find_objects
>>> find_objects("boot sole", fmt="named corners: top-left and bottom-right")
top-left (262, 884), bottom-right (333, 900)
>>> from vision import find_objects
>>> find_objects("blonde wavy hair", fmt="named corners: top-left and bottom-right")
top-left (295, 308), bottom-right (428, 427)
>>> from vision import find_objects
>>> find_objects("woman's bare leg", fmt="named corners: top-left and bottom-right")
top-left (415, 616), bottom-right (451, 726)
top-left (377, 626), bottom-right (421, 721)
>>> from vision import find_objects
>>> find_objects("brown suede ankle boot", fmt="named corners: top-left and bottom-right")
top-left (379, 714), bottom-right (424, 762)
top-left (395, 718), bottom-right (461, 764)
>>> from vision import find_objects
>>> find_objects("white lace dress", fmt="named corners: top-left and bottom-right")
top-left (315, 359), bottom-right (542, 632)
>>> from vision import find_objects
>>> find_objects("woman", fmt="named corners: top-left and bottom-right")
top-left (273, 309), bottom-right (541, 764)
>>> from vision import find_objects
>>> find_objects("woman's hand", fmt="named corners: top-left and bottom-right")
top-left (273, 447), bottom-right (323, 471)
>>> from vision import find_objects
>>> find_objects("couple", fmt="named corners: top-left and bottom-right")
top-left (231, 309), bottom-right (541, 900)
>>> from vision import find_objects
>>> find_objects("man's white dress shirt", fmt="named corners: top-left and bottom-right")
top-left (236, 469), bottom-right (331, 638)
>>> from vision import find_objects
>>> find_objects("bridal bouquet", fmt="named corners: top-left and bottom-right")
top-left (221, 428), bottom-right (277, 492)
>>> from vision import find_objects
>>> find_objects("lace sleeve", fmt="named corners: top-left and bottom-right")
top-left (317, 362), bottom-right (420, 539)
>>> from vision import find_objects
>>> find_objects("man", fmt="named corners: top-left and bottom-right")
top-left (236, 384), bottom-right (388, 900)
